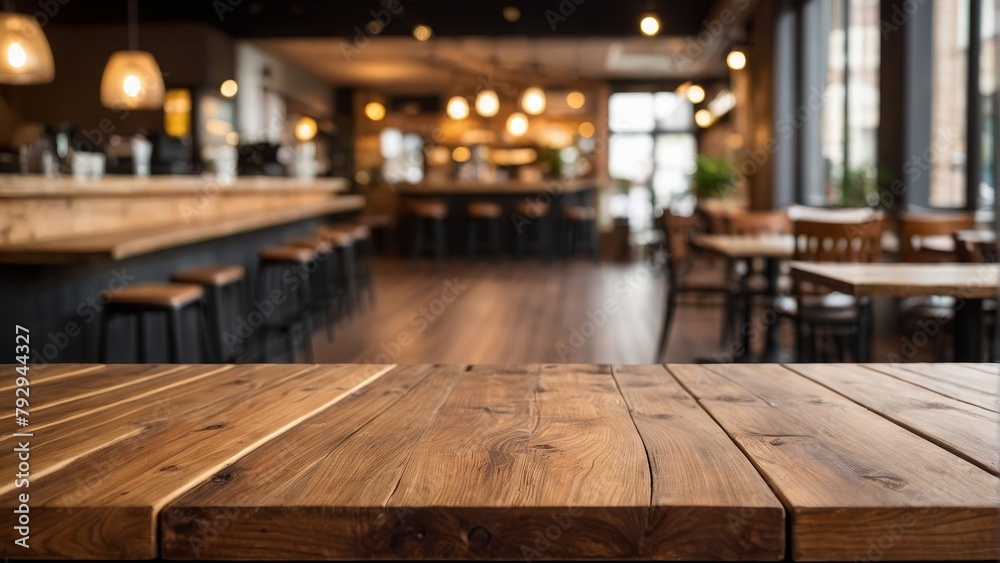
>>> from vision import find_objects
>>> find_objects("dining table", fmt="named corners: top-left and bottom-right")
top-left (920, 229), bottom-right (997, 254)
top-left (790, 262), bottom-right (1000, 361)
top-left (693, 234), bottom-right (794, 362)
top-left (2, 362), bottom-right (996, 561)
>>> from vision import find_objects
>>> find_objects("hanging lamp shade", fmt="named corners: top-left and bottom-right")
top-left (0, 12), bottom-right (54, 84)
top-left (100, 50), bottom-right (164, 110)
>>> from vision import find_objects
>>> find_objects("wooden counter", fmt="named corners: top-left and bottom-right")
top-left (1, 363), bottom-right (996, 561)
top-left (0, 175), bottom-right (349, 198)
top-left (0, 195), bottom-right (364, 264)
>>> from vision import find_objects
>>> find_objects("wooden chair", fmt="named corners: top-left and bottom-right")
top-left (898, 211), bottom-right (976, 262)
top-left (779, 214), bottom-right (885, 362)
top-left (656, 210), bottom-right (740, 360)
top-left (954, 231), bottom-right (998, 361)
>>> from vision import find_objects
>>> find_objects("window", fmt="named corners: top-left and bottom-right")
top-left (608, 91), bottom-right (696, 229)
top-left (977, 0), bottom-right (996, 209)
top-left (819, 0), bottom-right (881, 206)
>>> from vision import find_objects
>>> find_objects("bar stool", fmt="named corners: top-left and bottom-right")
top-left (408, 199), bottom-right (448, 261)
top-left (171, 265), bottom-right (247, 363)
top-left (287, 237), bottom-right (337, 341)
top-left (513, 201), bottom-right (551, 262)
top-left (317, 226), bottom-right (359, 319)
top-left (253, 245), bottom-right (317, 363)
top-left (320, 223), bottom-right (375, 310)
top-left (466, 201), bottom-right (503, 261)
top-left (97, 282), bottom-right (211, 363)
top-left (563, 205), bottom-right (599, 263)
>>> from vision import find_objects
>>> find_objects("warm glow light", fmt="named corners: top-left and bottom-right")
top-left (452, 146), bottom-right (472, 163)
top-left (506, 112), bottom-right (529, 136)
top-left (295, 116), bottom-right (318, 141)
top-left (578, 122), bottom-right (595, 137)
top-left (640, 15), bottom-right (660, 36)
top-left (6, 43), bottom-right (26, 68)
top-left (521, 87), bottom-right (546, 115)
top-left (446, 96), bottom-right (469, 120)
top-left (412, 24), bottom-right (433, 41)
top-left (225, 131), bottom-right (240, 146)
top-left (365, 101), bottom-right (386, 121)
top-left (694, 109), bottom-right (713, 128)
top-left (163, 89), bottom-right (191, 137)
top-left (0, 13), bottom-right (55, 84)
top-left (475, 89), bottom-right (500, 117)
top-left (687, 84), bottom-right (706, 104)
top-left (566, 91), bottom-right (585, 109)
top-left (100, 50), bottom-right (164, 109)
top-left (726, 49), bottom-right (747, 70)
top-left (123, 74), bottom-right (141, 97)
top-left (220, 79), bottom-right (238, 97)
top-left (503, 6), bottom-right (521, 22)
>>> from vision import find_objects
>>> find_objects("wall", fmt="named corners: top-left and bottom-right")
top-left (235, 42), bottom-right (333, 144)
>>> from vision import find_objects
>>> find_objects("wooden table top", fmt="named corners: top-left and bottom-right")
top-left (0, 196), bottom-right (364, 264)
top-left (1, 363), bottom-right (996, 561)
top-left (790, 261), bottom-right (1000, 299)
top-left (693, 234), bottom-right (795, 258)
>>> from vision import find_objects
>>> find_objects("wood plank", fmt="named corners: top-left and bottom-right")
top-left (0, 363), bottom-right (393, 559)
top-left (865, 363), bottom-right (999, 413)
top-left (161, 364), bottom-right (459, 559)
top-left (0, 363), bottom-right (105, 392)
top-left (611, 365), bottom-right (785, 560)
top-left (0, 196), bottom-right (364, 264)
top-left (669, 363), bottom-right (999, 562)
top-left (0, 175), bottom-right (348, 198)
top-left (790, 262), bottom-right (1000, 299)
top-left (962, 362), bottom-right (999, 375)
top-left (786, 363), bottom-right (999, 475)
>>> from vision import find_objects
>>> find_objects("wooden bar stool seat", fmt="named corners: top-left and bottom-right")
top-left (288, 237), bottom-right (333, 255)
top-left (467, 201), bottom-right (502, 219)
top-left (466, 201), bottom-right (503, 261)
top-left (259, 245), bottom-right (315, 263)
top-left (97, 282), bottom-right (211, 363)
top-left (407, 199), bottom-right (449, 260)
top-left (515, 201), bottom-right (549, 218)
top-left (564, 206), bottom-right (597, 221)
top-left (317, 227), bottom-right (355, 248)
top-left (172, 265), bottom-right (248, 363)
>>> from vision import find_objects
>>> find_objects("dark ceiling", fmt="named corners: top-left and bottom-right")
top-left (11, 0), bottom-right (719, 38)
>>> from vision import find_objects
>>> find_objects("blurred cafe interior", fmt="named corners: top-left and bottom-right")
top-left (0, 0), bottom-right (996, 366)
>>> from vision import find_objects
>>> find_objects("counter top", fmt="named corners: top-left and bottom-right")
top-left (0, 174), bottom-right (349, 198)
top-left (2, 363), bottom-right (995, 560)
top-left (0, 195), bottom-right (364, 264)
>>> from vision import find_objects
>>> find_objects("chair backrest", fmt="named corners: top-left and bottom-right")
top-left (662, 210), bottom-right (704, 273)
top-left (787, 205), bottom-right (877, 224)
top-left (726, 210), bottom-right (792, 236)
top-left (898, 211), bottom-right (976, 262)
top-left (954, 233), bottom-right (999, 263)
top-left (792, 214), bottom-right (885, 294)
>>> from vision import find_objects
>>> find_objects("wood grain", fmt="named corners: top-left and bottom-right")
top-left (0, 175), bottom-right (348, 198)
top-left (0, 363), bottom-right (105, 392)
top-left (787, 363), bottom-right (999, 475)
top-left (790, 262), bottom-right (1000, 299)
top-left (865, 363), bottom-right (999, 413)
top-left (669, 363), bottom-right (999, 561)
top-left (0, 196), bottom-right (364, 264)
top-left (0, 363), bottom-right (393, 559)
top-left (612, 365), bottom-right (785, 560)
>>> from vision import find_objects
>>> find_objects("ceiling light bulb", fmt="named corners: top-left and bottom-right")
top-left (578, 122), bottom-right (595, 137)
top-left (365, 101), bottom-right (387, 121)
top-left (694, 109), bottom-right (713, 128)
top-left (506, 112), bottom-right (529, 136)
top-left (452, 146), bottom-right (472, 162)
top-left (220, 79), bottom-right (238, 97)
top-left (475, 89), bottom-right (500, 117)
top-left (503, 6), bottom-right (521, 22)
top-left (520, 87), bottom-right (546, 115)
top-left (640, 15), bottom-right (660, 36)
top-left (295, 116), bottom-right (317, 141)
top-left (6, 43), bottom-right (26, 68)
top-left (687, 84), bottom-right (706, 104)
top-left (566, 91), bottom-right (585, 109)
top-left (412, 24), bottom-right (433, 41)
top-left (446, 96), bottom-right (469, 120)
top-left (123, 74), bottom-right (142, 97)
top-left (726, 49), bottom-right (747, 70)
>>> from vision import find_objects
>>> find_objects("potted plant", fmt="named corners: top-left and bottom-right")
top-left (691, 154), bottom-right (738, 200)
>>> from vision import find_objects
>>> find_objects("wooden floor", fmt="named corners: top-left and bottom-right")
top-left (317, 257), bottom-right (748, 364)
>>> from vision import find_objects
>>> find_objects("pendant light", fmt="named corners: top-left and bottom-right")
top-left (506, 112), bottom-right (528, 136)
top-left (446, 95), bottom-right (469, 120)
top-left (0, 10), bottom-right (54, 84)
top-left (475, 44), bottom-right (500, 118)
top-left (520, 43), bottom-right (546, 116)
top-left (100, 0), bottom-right (164, 110)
